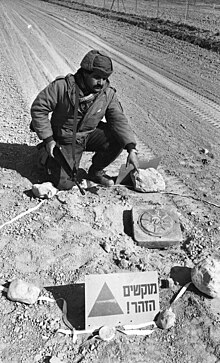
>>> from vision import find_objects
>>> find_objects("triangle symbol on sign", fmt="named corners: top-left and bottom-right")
top-left (88, 282), bottom-right (124, 317)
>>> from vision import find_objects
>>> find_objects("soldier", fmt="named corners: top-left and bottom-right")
top-left (30, 49), bottom-right (139, 190)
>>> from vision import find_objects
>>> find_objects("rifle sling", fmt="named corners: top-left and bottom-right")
top-left (72, 83), bottom-right (80, 172)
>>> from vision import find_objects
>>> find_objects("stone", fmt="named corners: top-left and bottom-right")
top-left (130, 168), bottom-right (165, 192)
top-left (156, 308), bottom-right (176, 329)
top-left (7, 279), bottom-right (41, 304)
top-left (34, 353), bottom-right (42, 362)
top-left (32, 182), bottom-right (58, 199)
top-left (191, 253), bottom-right (220, 298)
top-left (102, 242), bottom-right (111, 253)
top-left (99, 326), bottom-right (116, 341)
top-left (49, 357), bottom-right (63, 363)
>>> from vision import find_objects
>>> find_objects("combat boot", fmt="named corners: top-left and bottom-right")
top-left (87, 165), bottom-right (114, 187)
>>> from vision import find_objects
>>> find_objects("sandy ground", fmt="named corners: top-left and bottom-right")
top-left (0, 0), bottom-right (220, 362)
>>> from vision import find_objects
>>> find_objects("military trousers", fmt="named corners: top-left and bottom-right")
top-left (46, 122), bottom-right (123, 190)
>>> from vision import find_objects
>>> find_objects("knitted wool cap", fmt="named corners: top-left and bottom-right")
top-left (80, 50), bottom-right (113, 77)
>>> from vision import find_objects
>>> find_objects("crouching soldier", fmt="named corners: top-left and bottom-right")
top-left (30, 49), bottom-right (139, 190)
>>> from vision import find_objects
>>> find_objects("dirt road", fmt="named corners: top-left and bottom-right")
top-left (0, 0), bottom-right (220, 362)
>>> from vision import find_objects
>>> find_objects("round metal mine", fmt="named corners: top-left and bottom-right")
top-left (138, 209), bottom-right (174, 237)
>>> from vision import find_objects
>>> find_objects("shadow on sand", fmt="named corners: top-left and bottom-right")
top-left (0, 142), bottom-right (46, 185)
top-left (45, 283), bottom-right (85, 330)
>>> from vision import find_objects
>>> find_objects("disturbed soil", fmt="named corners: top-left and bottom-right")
top-left (0, 0), bottom-right (220, 362)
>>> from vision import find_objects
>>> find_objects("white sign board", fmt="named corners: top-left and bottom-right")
top-left (85, 271), bottom-right (159, 330)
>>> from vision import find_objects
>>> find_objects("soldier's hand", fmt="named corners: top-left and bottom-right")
top-left (45, 140), bottom-right (56, 158)
top-left (126, 149), bottom-right (139, 172)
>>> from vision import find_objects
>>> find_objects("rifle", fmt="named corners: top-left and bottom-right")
top-left (36, 83), bottom-right (85, 195)
top-left (37, 142), bottom-right (85, 195)
top-left (53, 145), bottom-right (85, 195)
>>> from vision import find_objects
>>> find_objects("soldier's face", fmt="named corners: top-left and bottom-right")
top-left (84, 71), bottom-right (107, 93)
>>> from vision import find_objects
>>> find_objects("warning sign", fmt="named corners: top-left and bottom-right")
top-left (88, 282), bottom-right (124, 317)
top-left (85, 271), bottom-right (159, 329)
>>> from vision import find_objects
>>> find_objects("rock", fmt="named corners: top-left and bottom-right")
top-left (49, 357), bottom-right (63, 363)
top-left (130, 168), bottom-right (165, 192)
top-left (119, 259), bottom-right (129, 269)
top-left (34, 353), bottom-right (42, 362)
top-left (102, 242), bottom-right (111, 253)
top-left (7, 279), bottom-right (41, 304)
top-left (32, 182), bottom-right (58, 199)
top-left (160, 278), bottom-right (175, 289)
top-left (99, 326), bottom-right (116, 341)
top-left (156, 308), bottom-right (176, 329)
top-left (191, 254), bottom-right (220, 298)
